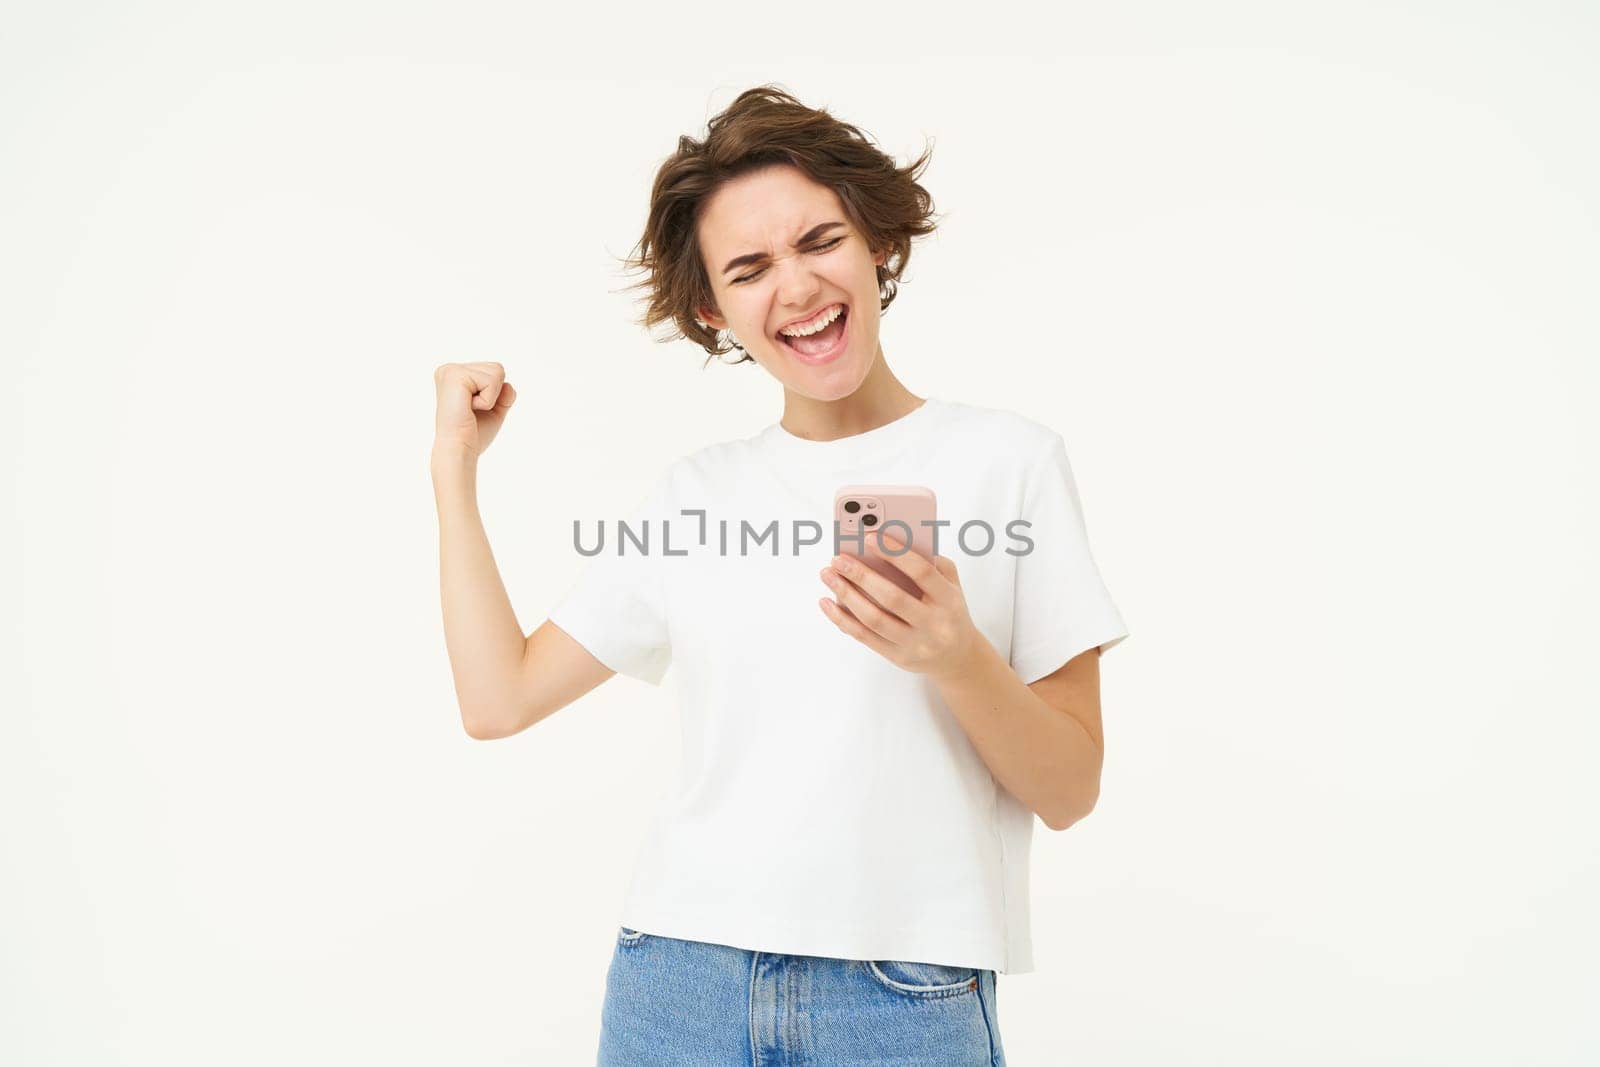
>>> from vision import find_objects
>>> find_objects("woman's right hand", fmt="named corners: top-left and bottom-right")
top-left (433, 361), bottom-right (517, 458)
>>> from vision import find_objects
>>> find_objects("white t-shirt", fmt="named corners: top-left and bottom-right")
top-left (548, 396), bottom-right (1128, 974)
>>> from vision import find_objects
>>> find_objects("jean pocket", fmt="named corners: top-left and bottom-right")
top-left (863, 959), bottom-right (980, 999)
top-left (617, 925), bottom-right (648, 947)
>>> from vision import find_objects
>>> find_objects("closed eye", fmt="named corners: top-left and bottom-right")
top-left (731, 237), bottom-right (845, 285)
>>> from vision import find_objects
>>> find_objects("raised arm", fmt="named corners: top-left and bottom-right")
top-left (431, 362), bottom-right (617, 740)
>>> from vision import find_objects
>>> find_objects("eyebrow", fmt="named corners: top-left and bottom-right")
top-left (720, 221), bottom-right (846, 276)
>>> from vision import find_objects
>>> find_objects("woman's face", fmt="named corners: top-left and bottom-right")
top-left (695, 165), bottom-right (888, 401)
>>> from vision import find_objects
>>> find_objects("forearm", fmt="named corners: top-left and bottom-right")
top-left (930, 638), bottom-right (1102, 830)
top-left (431, 444), bottom-right (528, 734)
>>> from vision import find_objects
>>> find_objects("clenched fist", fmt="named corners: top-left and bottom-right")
top-left (433, 362), bottom-right (517, 458)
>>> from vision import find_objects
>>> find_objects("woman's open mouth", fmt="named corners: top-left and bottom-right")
top-left (776, 304), bottom-right (849, 365)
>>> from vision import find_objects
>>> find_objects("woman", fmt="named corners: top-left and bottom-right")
top-left (431, 86), bottom-right (1129, 1066)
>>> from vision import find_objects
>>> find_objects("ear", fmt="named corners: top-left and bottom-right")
top-left (696, 305), bottom-right (728, 331)
top-left (872, 245), bottom-right (888, 268)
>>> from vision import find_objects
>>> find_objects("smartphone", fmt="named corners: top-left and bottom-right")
top-left (832, 484), bottom-right (937, 600)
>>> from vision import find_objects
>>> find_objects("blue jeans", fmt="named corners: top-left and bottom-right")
top-left (598, 926), bottom-right (1006, 1065)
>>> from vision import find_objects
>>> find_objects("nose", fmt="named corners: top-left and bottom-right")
top-left (773, 251), bottom-right (821, 310)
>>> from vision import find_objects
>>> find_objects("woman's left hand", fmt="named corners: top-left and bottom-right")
top-left (818, 530), bottom-right (983, 679)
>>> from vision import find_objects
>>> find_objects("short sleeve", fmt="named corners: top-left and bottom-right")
top-left (546, 472), bottom-right (674, 687)
top-left (1008, 433), bottom-right (1129, 684)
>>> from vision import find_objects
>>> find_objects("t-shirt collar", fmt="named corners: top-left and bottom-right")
top-left (757, 396), bottom-right (943, 471)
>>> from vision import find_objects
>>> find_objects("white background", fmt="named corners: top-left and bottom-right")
top-left (6, 2), bottom-right (1597, 1064)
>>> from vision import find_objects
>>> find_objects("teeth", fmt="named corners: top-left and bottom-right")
top-left (779, 304), bottom-right (844, 337)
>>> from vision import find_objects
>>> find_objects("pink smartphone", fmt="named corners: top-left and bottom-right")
top-left (832, 484), bottom-right (938, 600)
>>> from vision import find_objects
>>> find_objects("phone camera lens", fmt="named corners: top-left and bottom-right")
top-left (862, 513), bottom-right (878, 527)
top-left (843, 500), bottom-right (860, 514)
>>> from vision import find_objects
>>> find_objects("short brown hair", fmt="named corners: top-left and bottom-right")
top-left (618, 85), bottom-right (941, 367)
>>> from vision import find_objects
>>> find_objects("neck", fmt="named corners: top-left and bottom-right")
top-left (778, 346), bottom-right (924, 443)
